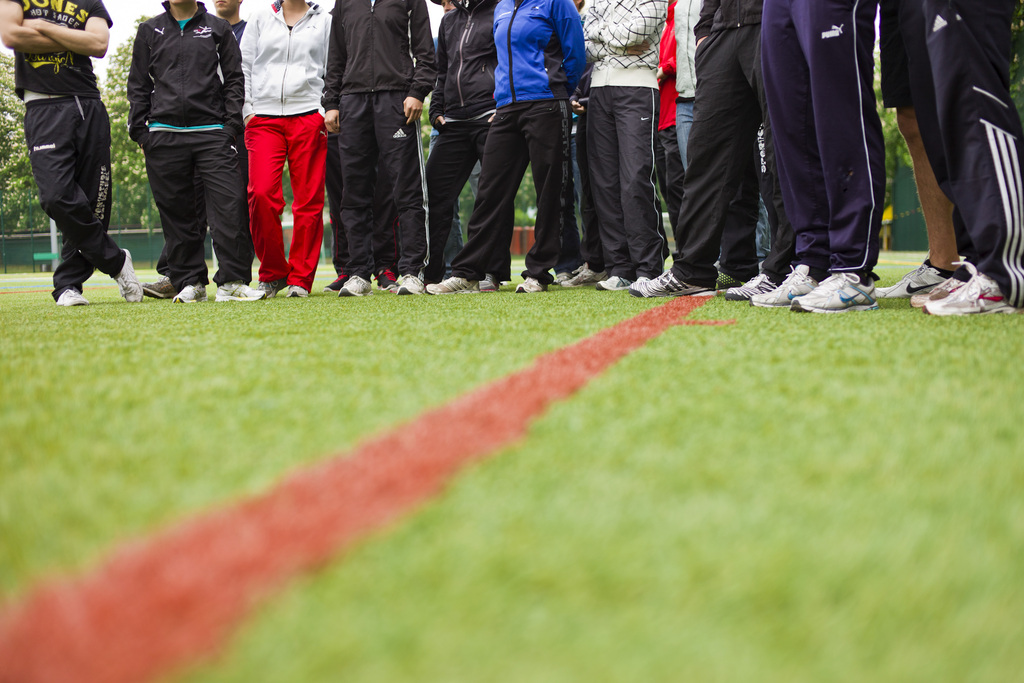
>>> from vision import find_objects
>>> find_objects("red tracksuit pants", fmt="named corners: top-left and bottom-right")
top-left (246, 113), bottom-right (327, 290)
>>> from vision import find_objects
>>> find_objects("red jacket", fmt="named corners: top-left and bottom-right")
top-left (657, 0), bottom-right (678, 131)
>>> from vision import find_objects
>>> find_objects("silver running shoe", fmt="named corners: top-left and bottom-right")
top-left (725, 273), bottom-right (776, 301)
top-left (338, 275), bottom-right (373, 297)
top-left (479, 274), bottom-right (500, 292)
top-left (284, 285), bottom-right (309, 298)
top-left (173, 283), bottom-right (207, 303)
top-left (217, 282), bottom-right (266, 301)
top-left (562, 265), bottom-right (608, 287)
top-left (596, 275), bottom-right (634, 291)
top-left (924, 262), bottom-right (1021, 316)
top-left (554, 271), bottom-right (572, 285)
top-left (257, 279), bottom-right (287, 299)
top-left (629, 270), bottom-right (713, 298)
top-left (114, 249), bottom-right (144, 303)
top-left (876, 262), bottom-right (947, 298)
top-left (791, 272), bottom-right (878, 313)
top-left (750, 265), bottom-right (818, 308)
top-left (56, 289), bottom-right (89, 306)
top-left (398, 274), bottom-right (425, 295)
top-left (910, 276), bottom-right (964, 309)
top-left (516, 277), bottom-right (547, 293)
top-left (142, 275), bottom-right (176, 299)
top-left (425, 276), bottom-right (479, 295)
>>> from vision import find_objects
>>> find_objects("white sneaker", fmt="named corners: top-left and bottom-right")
top-left (338, 275), bottom-right (373, 297)
top-left (924, 262), bottom-right (1021, 315)
top-left (595, 275), bottom-right (634, 291)
top-left (910, 275), bottom-right (965, 309)
top-left (216, 282), bottom-right (266, 301)
top-left (562, 265), bottom-right (608, 287)
top-left (173, 283), bottom-right (208, 303)
top-left (284, 285), bottom-right (309, 298)
top-left (479, 274), bottom-right (500, 292)
top-left (425, 276), bottom-right (479, 295)
top-left (56, 289), bottom-right (89, 306)
top-left (554, 271), bottom-right (572, 285)
top-left (628, 270), bottom-right (713, 298)
top-left (114, 249), bottom-right (143, 303)
top-left (876, 262), bottom-right (947, 298)
top-left (790, 272), bottom-right (878, 313)
top-left (515, 277), bottom-right (547, 293)
top-left (398, 274), bottom-right (425, 295)
top-left (750, 265), bottom-right (818, 308)
top-left (725, 273), bottom-right (776, 301)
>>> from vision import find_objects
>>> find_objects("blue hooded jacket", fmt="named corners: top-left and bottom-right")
top-left (492, 0), bottom-right (586, 108)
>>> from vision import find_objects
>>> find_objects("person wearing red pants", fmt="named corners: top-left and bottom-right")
top-left (241, 0), bottom-right (332, 298)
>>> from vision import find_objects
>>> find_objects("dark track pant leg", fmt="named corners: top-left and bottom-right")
top-left (195, 131), bottom-right (252, 285)
top-left (425, 123), bottom-right (483, 283)
top-left (24, 99), bottom-right (123, 299)
top-left (453, 106), bottom-right (531, 281)
top-left (671, 27), bottom-right (764, 286)
top-left (326, 132), bottom-right (347, 275)
top-left (657, 126), bottom-right (685, 243)
top-left (718, 151), bottom-right (761, 280)
top-left (338, 95), bottom-right (379, 280)
top-left (574, 116), bottom-right (604, 271)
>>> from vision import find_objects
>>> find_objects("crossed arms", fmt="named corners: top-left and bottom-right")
top-left (0, 2), bottom-right (109, 57)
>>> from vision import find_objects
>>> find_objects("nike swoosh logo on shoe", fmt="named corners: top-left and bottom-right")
top-left (906, 283), bottom-right (933, 294)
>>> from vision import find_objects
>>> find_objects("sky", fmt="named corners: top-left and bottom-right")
top-left (4, 0), bottom-right (444, 83)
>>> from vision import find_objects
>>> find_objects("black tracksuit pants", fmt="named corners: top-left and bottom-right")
top-left (587, 86), bottom-right (666, 281)
top-left (424, 119), bottom-right (509, 283)
top-left (338, 91), bottom-right (428, 280)
top-left (144, 130), bottom-right (253, 291)
top-left (24, 97), bottom-right (125, 301)
top-left (655, 125), bottom-right (685, 252)
top-left (326, 132), bottom-right (399, 278)
top-left (901, 0), bottom-right (1023, 304)
top-left (452, 99), bottom-right (574, 285)
top-left (671, 25), bottom-right (796, 288)
top-left (155, 131), bottom-right (251, 278)
top-left (574, 113), bottom-right (605, 272)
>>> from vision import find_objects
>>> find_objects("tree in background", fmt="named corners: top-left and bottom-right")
top-left (0, 52), bottom-right (44, 233)
top-left (1012, 3), bottom-right (1024, 120)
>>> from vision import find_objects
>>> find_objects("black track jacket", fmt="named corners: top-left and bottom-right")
top-left (428, 0), bottom-right (499, 126)
top-left (321, 0), bottom-right (437, 110)
top-left (695, 0), bottom-right (763, 41)
top-left (127, 2), bottom-right (244, 147)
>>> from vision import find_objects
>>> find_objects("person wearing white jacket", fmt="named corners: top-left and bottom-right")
top-left (241, 0), bottom-right (331, 298)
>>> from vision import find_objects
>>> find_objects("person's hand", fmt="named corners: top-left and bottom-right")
top-left (403, 97), bottom-right (423, 125)
top-left (697, 36), bottom-right (707, 48)
top-left (325, 109), bottom-right (340, 133)
top-left (624, 40), bottom-right (649, 56)
top-left (244, 114), bottom-right (254, 127)
top-left (435, 115), bottom-right (446, 127)
top-left (656, 67), bottom-right (665, 82)
top-left (571, 100), bottom-right (586, 115)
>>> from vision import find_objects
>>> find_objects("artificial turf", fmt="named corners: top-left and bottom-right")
top-left (2, 258), bottom-right (1023, 681)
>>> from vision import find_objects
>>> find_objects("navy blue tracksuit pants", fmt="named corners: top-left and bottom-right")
top-left (762, 0), bottom-right (884, 275)
top-left (900, 0), bottom-right (1024, 306)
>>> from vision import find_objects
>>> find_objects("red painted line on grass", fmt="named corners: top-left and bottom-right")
top-left (0, 298), bottom-right (732, 683)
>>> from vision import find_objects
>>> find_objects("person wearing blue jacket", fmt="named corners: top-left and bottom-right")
top-left (427, 0), bottom-right (586, 294)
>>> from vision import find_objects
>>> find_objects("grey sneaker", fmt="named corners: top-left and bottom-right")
top-left (790, 273), bottom-right (878, 313)
top-left (910, 275), bottom-right (965, 309)
top-left (398, 274), bottom-right (425, 295)
top-left (595, 275), bottom-right (634, 291)
top-left (554, 271), bottom-right (572, 285)
top-left (629, 270), bottom-right (713, 298)
top-left (515, 277), bottom-right (547, 293)
top-left (479, 274), bottom-right (500, 292)
top-left (142, 275), bottom-right (176, 299)
top-left (114, 249), bottom-right (143, 303)
top-left (257, 279), bottom-right (287, 299)
top-left (750, 265), bottom-right (818, 308)
top-left (725, 273), bottom-right (776, 301)
top-left (172, 283), bottom-right (207, 303)
top-left (216, 282), bottom-right (266, 301)
top-left (562, 265), bottom-right (608, 287)
top-left (338, 275), bottom-right (373, 297)
top-left (876, 262), bottom-right (947, 298)
top-left (56, 289), bottom-right (89, 306)
top-left (425, 276), bottom-right (479, 295)
top-left (284, 285), bottom-right (309, 298)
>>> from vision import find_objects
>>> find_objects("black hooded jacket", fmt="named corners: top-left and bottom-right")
top-left (694, 0), bottom-right (764, 41)
top-left (127, 2), bottom-right (244, 146)
top-left (428, 0), bottom-right (499, 127)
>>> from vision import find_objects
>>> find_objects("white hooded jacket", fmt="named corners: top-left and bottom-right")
top-left (240, 0), bottom-right (332, 119)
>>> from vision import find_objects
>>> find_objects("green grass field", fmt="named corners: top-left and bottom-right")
top-left (2, 255), bottom-right (1024, 682)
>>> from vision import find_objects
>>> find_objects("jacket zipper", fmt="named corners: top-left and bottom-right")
top-left (507, 0), bottom-right (524, 103)
top-left (370, 0), bottom-right (376, 92)
top-left (455, 11), bottom-right (474, 108)
top-left (179, 16), bottom-right (189, 126)
top-left (281, 29), bottom-right (292, 112)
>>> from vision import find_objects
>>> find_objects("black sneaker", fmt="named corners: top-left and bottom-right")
top-left (376, 268), bottom-right (400, 293)
top-left (324, 274), bottom-right (349, 293)
top-left (715, 271), bottom-right (744, 291)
